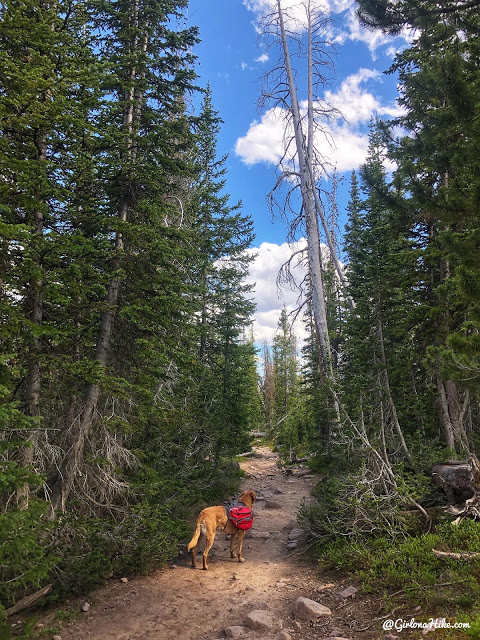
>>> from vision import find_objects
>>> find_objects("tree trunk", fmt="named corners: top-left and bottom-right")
top-left (377, 318), bottom-right (414, 467)
top-left (17, 134), bottom-right (47, 508)
top-left (277, 0), bottom-right (331, 377)
top-left (437, 376), bottom-right (470, 453)
top-left (304, 1), bottom-right (354, 311)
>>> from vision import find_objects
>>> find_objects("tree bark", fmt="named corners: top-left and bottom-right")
top-left (433, 549), bottom-right (480, 561)
top-left (436, 376), bottom-right (470, 453)
top-left (303, 1), bottom-right (354, 311)
top-left (6, 584), bottom-right (53, 618)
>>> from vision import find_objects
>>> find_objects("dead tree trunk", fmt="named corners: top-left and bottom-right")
top-left (304, 1), bottom-right (353, 311)
top-left (276, 0), bottom-right (332, 378)
top-left (376, 318), bottom-right (413, 467)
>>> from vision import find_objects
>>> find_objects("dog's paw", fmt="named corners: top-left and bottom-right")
top-left (238, 557), bottom-right (246, 563)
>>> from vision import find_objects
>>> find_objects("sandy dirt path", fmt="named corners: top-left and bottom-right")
top-left (55, 447), bottom-right (383, 640)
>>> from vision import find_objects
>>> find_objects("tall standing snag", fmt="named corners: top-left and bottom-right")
top-left (258, 1), bottom-right (343, 421)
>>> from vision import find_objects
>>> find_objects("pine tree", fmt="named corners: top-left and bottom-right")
top-left (0, 0), bottom-right (110, 507)
top-left (341, 122), bottom-right (426, 465)
top-left (241, 331), bottom-right (264, 436)
top-left (261, 342), bottom-right (276, 435)
top-left (49, 0), bottom-right (199, 513)
top-left (185, 87), bottom-right (257, 460)
top-left (273, 308), bottom-right (298, 424)
top-left (271, 308), bottom-right (305, 461)
top-left (374, 8), bottom-right (480, 452)
top-left (357, 0), bottom-right (480, 35)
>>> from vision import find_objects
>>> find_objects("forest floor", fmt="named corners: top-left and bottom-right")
top-left (30, 447), bottom-right (432, 640)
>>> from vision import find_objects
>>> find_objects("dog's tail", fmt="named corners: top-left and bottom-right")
top-left (187, 516), bottom-right (204, 551)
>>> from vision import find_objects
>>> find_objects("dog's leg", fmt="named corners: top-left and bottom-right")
top-left (229, 532), bottom-right (237, 558)
top-left (202, 527), bottom-right (216, 570)
top-left (237, 530), bottom-right (246, 563)
top-left (191, 532), bottom-right (203, 568)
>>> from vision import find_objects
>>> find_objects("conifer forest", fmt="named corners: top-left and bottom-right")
top-left (2, 0), bottom-right (480, 634)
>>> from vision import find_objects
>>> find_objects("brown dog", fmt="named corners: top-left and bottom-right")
top-left (187, 490), bottom-right (256, 570)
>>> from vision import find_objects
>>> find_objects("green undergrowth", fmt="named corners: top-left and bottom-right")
top-left (320, 520), bottom-right (480, 602)
top-left (50, 457), bottom-right (244, 599)
top-left (1, 457), bottom-right (243, 639)
top-left (300, 453), bottom-right (480, 635)
top-left (317, 520), bottom-right (480, 635)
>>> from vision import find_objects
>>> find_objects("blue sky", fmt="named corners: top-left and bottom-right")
top-left (186, 0), bottom-right (409, 343)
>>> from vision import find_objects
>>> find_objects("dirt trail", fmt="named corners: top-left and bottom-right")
top-left (56, 447), bottom-right (381, 640)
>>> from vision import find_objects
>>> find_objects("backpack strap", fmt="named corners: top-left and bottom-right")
top-left (223, 504), bottom-right (230, 530)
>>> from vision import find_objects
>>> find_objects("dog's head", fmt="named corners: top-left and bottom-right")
top-left (238, 490), bottom-right (256, 507)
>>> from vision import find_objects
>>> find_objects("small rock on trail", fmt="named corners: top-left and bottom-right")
top-left (264, 500), bottom-right (282, 509)
top-left (288, 528), bottom-right (304, 540)
top-left (293, 596), bottom-right (332, 621)
top-left (338, 585), bottom-right (358, 599)
top-left (244, 609), bottom-right (282, 631)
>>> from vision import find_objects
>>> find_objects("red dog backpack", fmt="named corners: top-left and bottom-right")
top-left (227, 505), bottom-right (253, 530)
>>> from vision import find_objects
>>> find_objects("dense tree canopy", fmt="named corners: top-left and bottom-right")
top-left (0, 0), bottom-right (259, 622)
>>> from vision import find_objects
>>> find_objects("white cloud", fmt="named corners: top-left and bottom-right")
top-left (246, 240), bottom-right (309, 344)
top-left (235, 103), bottom-right (369, 172)
top-left (324, 68), bottom-right (381, 124)
top-left (256, 53), bottom-right (270, 63)
top-left (243, 0), bottom-right (409, 58)
top-left (235, 68), bottom-right (404, 172)
top-left (342, 7), bottom-right (390, 55)
top-left (235, 107), bottom-right (287, 166)
top-left (241, 61), bottom-right (249, 70)
top-left (386, 45), bottom-right (400, 58)
top-left (320, 123), bottom-right (369, 172)
top-left (323, 68), bottom-right (404, 124)
top-left (244, 0), bottom-right (331, 31)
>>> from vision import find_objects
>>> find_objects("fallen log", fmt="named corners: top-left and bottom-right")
top-left (6, 584), bottom-right (53, 618)
top-left (236, 450), bottom-right (257, 458)
top-left (433, 549), bottom-right (480, 561)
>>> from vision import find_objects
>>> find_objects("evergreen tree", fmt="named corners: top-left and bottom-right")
top-left (261, 342), bottom-right (276, 435)
top-left (342, 121), bottom-right (425, 465)
top-left (363, 5), bottom-right (480, 452)
top-left (241, 331), bottom-right (264, 436)
top-left (49, 0), bottom-right (199, 513)
top-left (357, 0), bottom-right (480, 35)
top-left (185, 87), bottom-right (257, 459)
top-left (271, 308), bottom-right (304, 460)
top-left (301, 281), bottom-right (331, 451)
top-left (0, 0), bottom-right (109, 508)
top-left (273, 308), bottom-right (298, 424)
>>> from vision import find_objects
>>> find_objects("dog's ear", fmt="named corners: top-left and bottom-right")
top-left (250, 490), bottom-right (257, 503)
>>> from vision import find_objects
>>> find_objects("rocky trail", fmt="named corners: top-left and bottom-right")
top-left (44, 448), bottom-right (397, 640)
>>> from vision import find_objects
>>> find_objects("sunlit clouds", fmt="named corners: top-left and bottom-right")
top-left (235, 68), bottom-right (403, 172)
